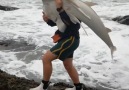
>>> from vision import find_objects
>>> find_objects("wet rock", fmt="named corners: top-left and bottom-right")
top-left (0, 69), bottom-right (98, 90)
top-left (0, 69), bottom-right (39, 90)
top-left (112, 15), bottom-right (129, 25)
top-left (0, 70), bottom-right (73, 90)
top-left (0, 39), bottom-right (36, 51)
top-left (0, 5), bottom-right (19, 11)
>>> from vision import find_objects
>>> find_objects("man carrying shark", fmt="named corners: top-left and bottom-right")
top-left (30, 0), bottom-right (83, 90)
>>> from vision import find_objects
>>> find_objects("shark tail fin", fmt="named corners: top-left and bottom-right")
top-left (110, 46), bottom-right (117, 59)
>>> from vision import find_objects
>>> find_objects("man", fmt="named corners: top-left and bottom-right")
top-left (30, 0), bottom-right (83, 90)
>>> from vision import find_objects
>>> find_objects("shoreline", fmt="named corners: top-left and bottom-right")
top-left (0, 69), bottom-right (98, 90)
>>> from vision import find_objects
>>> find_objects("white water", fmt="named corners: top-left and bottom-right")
top-left (0, 0), bottom-right (129, 89)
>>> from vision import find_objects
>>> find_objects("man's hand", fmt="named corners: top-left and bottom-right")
top-left (55, 0), bottom-right (63, 8)
top-left (42, 12), bottom-right (49, 22)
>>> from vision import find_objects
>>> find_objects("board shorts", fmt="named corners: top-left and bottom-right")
top-left (50, 36), bottom-right (80, 61)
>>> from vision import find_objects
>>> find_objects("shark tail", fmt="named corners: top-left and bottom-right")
top-left (110, 46), bottom-right (117, 59)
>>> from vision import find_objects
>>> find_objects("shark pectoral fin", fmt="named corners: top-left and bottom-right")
top-left (110, 46), bottom-right (117, 59)
top-left (84, 1), bottom-right (97, 7)
top-left (106, 27), bottom-right (112, 33)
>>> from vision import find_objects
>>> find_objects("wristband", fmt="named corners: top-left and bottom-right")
top-left (57, 7), bottom-right (63, 12)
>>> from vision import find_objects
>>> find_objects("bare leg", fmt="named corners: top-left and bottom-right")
top-left (42, 50), bottom-right (57, 81)
top-left (63, 58), bottom-right (80, 84)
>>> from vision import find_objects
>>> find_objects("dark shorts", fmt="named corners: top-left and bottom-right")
top-left (50, 36), bottom-right (80, 61)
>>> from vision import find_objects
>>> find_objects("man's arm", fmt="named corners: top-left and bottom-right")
top-left (42, 12), bottom-right (56, 26)
top-left (47, 20), bottom-right (56, 26)
top-left (55, 0), bottom-right (75, 26)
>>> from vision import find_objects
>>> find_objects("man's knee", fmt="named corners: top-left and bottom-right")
top-left (42, 50), bottom-right (57, 63)
top-left (42, 54), bottom-right (49, 64)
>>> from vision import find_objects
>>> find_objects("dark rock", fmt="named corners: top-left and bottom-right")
top-left (0, 69), bottom-right (39, 90)
top-left (0, 39), bottom-right (36, 51)
top-left (0, 69), bottom-right (98, 90)
top-left (0, 5), bottom-right (19, 11)
top-left (112, 15), bottom-right (129, 25)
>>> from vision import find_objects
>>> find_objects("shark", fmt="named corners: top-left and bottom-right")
top-left (42, 0), bottom-right (116, 57)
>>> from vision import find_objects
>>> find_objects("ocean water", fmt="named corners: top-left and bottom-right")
top-left (0, 0), bottom-right (129, 89)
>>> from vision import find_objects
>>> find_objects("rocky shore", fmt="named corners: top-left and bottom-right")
top-left (0, 69), bottom-right (39, 90)
top-left (0, 69), bottom-right (98, 90)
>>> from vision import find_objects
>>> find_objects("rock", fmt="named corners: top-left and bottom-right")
top-left (0, 5), bottom-right (19, 11)
top-left (0, 39), bottom-right (36, 51)
top-left (112, 15), bottom-right (129, 25)
top-left (0, 69), bottom-right (98, 90)
top-left (0, 70), bottom-right (39, 90)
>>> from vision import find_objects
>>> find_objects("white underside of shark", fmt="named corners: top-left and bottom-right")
top-left (42, 0), bottom-right (116, 57)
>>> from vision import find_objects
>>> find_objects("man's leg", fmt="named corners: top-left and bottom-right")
top-left (42, 50), bottom-right (57, 81)
top-left (30, 50), bottom-right (57, 90)
top-left (63, 58), bottom-right (83, 90)
top-left (63, 58), bottom-right (79, 84)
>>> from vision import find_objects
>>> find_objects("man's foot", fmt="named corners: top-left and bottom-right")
top-left (65, 83), bottom-right (97, 90)
top-left (65, 83), bottom-right (83, 90)
top-left (30, 82), bottom-right (44, 90)
top-left (30, 81), bottom-right (51, 90)
top-left (65, 87), bottom-right (83, 90)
